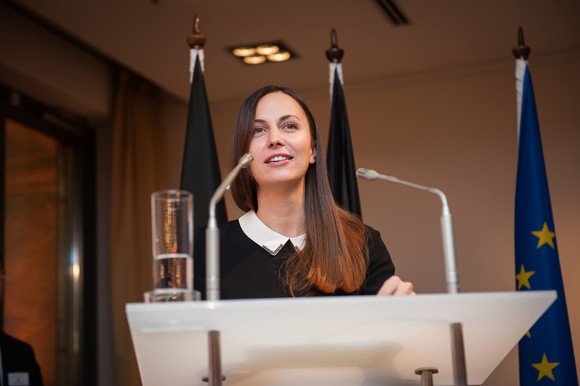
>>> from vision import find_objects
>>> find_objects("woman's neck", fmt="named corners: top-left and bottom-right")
top-left (255, 184), bottom-right (306, 238)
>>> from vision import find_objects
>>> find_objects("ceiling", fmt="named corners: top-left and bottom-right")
top-left (9, 0), bottom-right (580, 105)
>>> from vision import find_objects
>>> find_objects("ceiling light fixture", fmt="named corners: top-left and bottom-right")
top-left (267, 51), bottom-right (291, 62)
top-left (243, 55), bottom-right (267, 65)
top-left (255, 45), bottom-right (279, 55)
top-left (232, 47), bottom-right (256, 57)
top-left (228, 41), bottom-right (297, 65)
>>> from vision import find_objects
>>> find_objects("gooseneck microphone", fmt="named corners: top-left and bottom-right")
top-left (357, 168), bottom-right (460, 294)
top-left (206, 153), bottom-right (254, 301)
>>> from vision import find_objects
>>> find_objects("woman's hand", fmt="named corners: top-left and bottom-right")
top-left (377, 275), bottom-right (415, 296)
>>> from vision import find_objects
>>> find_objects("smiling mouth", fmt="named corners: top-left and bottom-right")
top-left (266, 155), bottom-right (293, 163)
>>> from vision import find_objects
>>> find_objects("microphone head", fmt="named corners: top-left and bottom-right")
top-left (239, 153), bottom-right (254, 168)
top-left (356, 168), bottom-right (379, 181)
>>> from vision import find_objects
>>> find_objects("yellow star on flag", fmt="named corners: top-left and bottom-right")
top-left (531, 222), bottom-right (556, 249)
top-left (516, 264), bottom-right (535, 290)
top-left (532, 353), bottom-right (559, 381)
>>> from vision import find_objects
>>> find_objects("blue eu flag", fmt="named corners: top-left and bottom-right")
top-left (515, 59), bottom-right (578, 385)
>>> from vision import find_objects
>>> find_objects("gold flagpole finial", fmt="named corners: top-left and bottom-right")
top-left (325, 28), bottom-right (344, 64)
top-left (187, 14), bottom-right (206, 50)
top-left (512, 26), bottom-right (531, 60)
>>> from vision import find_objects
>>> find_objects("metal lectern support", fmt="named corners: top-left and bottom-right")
top-left (416, 322), bottom-right (467, 386)
top-left (207, 330), bottom-right (223, 386)
top-left (451, 323), bottom-right (468, 386)
top-left (415, 367), bottom-right (438, 386)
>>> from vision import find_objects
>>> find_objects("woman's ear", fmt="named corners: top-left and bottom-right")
top-left (310, 145), bottom-right (317, 164)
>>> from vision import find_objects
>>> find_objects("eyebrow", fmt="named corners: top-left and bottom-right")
top-left (253, 114), bottom-right (301, 124)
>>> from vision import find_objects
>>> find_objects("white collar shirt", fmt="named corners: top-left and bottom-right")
top-left (238, 211), bottom-right (305, 255)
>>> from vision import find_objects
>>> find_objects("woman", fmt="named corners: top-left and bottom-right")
top-left (194, 86), bottom-right (413, 299)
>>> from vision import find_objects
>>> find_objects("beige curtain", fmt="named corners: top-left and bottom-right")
top-left (110, 71), bottom-right (167, 386)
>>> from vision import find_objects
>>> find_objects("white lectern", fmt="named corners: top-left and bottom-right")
top-left (126, 291), bottom-right (555, 385)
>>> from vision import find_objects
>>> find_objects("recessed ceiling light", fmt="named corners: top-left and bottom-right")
top-left (243, 55), bottom-right (267, 65)
top-left (256, 45), bottom-right (279, 55)
top-left (232, 47), bottom-right (256, 57)
top-left (227, 41), bottom-right (297, 65)
top-left (267, 51), bottom-right (291, 62)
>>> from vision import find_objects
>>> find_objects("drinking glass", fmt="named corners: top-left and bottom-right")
top-left (146, 190), bottom-right (199, 302)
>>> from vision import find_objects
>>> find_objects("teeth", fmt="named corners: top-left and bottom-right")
top-left (268, 156), bottom-right (289, 162)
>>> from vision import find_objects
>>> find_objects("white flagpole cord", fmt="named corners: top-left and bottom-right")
top-left (329, 62), bottom-right (343, 101)
top-left (515, 58), bottom-right (526, 138)
top-left (190, 48), bottom-right (205, 82)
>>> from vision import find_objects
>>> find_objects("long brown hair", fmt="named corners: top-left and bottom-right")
top-left (230, 86), bottom-right (368, 295)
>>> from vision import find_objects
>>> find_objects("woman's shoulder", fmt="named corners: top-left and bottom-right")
top-left (363, 223), bottom-right (381, 236)
top-left (361, 223), bottom-right (389, 252)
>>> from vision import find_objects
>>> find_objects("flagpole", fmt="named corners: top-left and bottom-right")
top-left (326, 28), bottom-right (344, 99)
top-left (512, 26), bottom-right (530, 137)
top-left (512, 27), bottom-right (579, 386)
top-left (187, 15), bottom-right (206, 73)
top-left (325, 28), bottom-right (362, 217)
top-left (325, 28), bottom-right (343, 62)
top-left (512, 26), bottom-right (531, 60)
top-left (180, 14), bottom-right (227, 231)
top-left (183, 15), bottom-right (225, 386)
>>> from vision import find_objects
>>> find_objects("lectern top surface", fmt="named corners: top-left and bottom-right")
top-left (126, 291), bottom-right (556, 386)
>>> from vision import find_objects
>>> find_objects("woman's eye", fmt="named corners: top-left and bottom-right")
top-left (253, 126), bottom-right (265, 135)
top-left (283, 122), bottom-right (298, 131)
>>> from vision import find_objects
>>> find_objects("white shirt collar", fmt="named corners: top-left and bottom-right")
top-left (238, 211), bottom-right (306, 255)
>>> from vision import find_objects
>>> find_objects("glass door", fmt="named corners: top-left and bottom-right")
top-left (4, 119), bottom-right (59, 385)
top-left (1, 85), bottom-right (96, 386)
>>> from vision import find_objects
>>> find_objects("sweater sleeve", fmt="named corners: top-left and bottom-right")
top-left (361, 225), bottom-right (396, 295)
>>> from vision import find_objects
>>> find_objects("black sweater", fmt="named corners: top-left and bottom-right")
top-left (193, 220), bottom-right (395, 300)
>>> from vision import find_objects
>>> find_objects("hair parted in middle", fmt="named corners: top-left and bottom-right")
top-left (230, 85), bottom-right (369, 296)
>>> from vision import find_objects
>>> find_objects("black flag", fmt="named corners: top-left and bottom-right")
top-left (326, 66), bottom-right (362, 217)
top-left (180, 53), bottom-right (227, 229)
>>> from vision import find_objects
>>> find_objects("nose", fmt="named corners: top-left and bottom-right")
top-left (267, 128), bottom-right (284, 148)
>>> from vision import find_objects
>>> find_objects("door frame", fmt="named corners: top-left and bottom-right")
top-left (0, 84), bottom-right (96, 386)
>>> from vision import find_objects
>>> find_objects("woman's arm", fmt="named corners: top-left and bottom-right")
top-left (364, 226), bottom-right (415, 296)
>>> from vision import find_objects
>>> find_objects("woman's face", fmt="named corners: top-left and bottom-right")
top-left (248, 91), bottom-right (316, 190)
